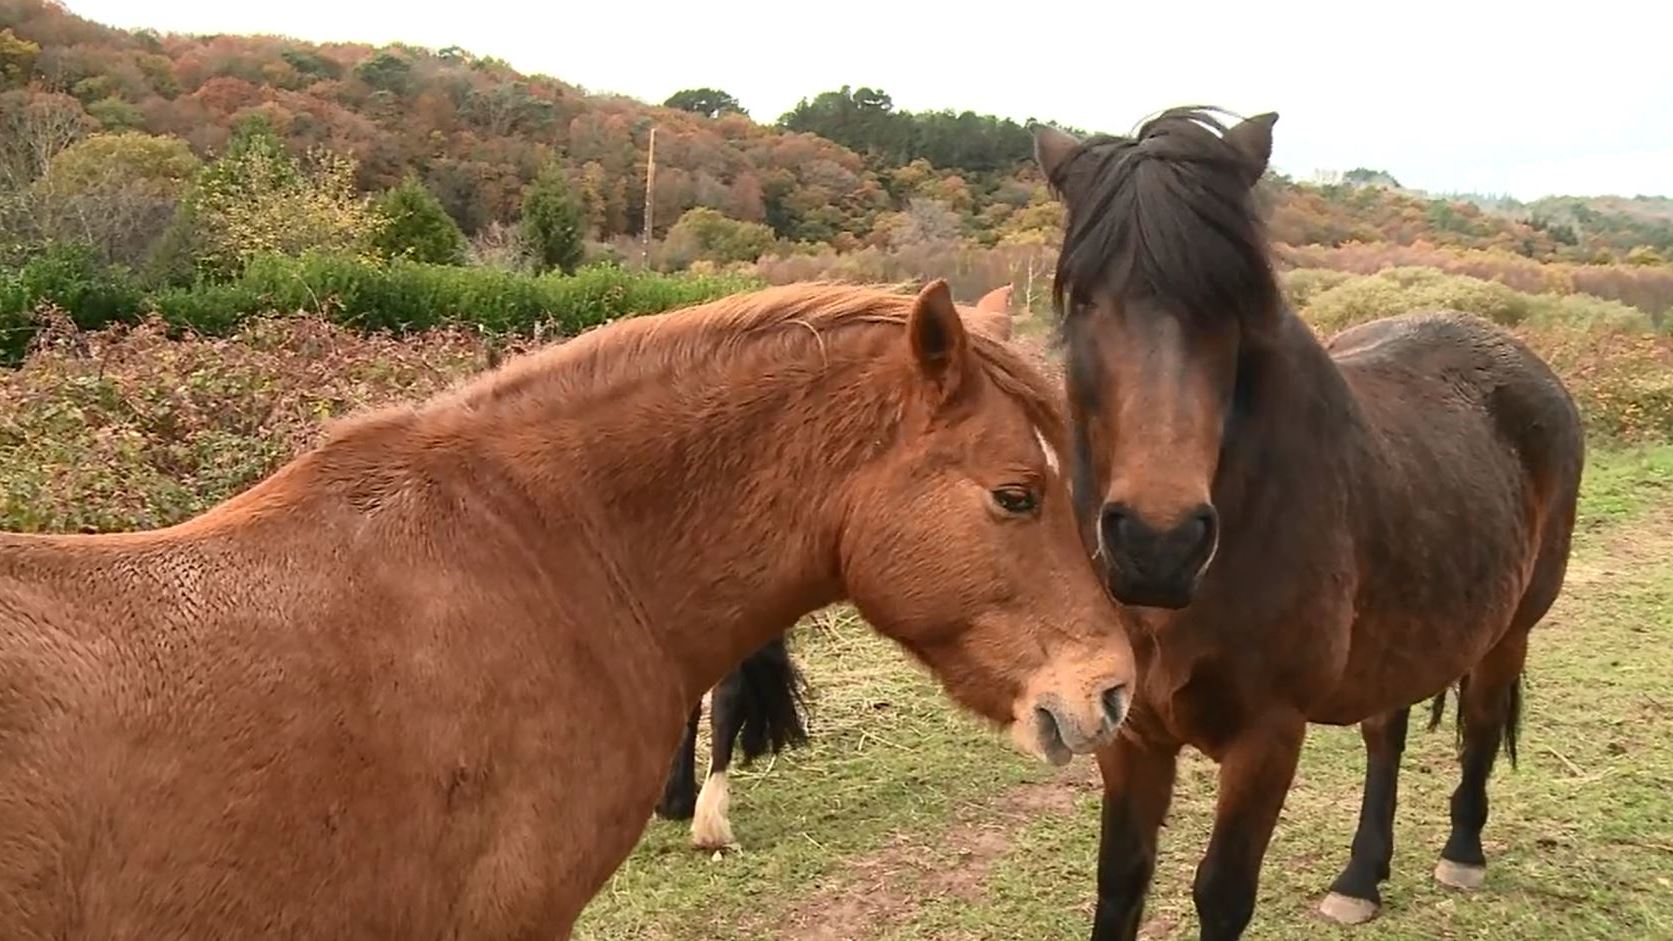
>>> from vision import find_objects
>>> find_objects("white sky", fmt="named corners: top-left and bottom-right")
top-left (63, 0), bottom-right (1673, 201)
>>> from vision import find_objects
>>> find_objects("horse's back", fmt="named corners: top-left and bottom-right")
top-left (1340, 312), bottom-right (1586, 634)
top-left (1329, 309), bottom-right (1583, 504)
top-left (1308, 311), bottom-right (1584, 720)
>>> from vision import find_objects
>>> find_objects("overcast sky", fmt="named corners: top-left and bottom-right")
top-left (63, 0), bottom-right (1673, 201)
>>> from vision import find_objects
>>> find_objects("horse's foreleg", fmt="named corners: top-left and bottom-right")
top-left (1321, 705), bottom-right (1411, 925)
top-left (654, 704), bottom-right (702, 820)
top-left (1088, 731), bottom-right (1180, 941)
top-left (1437, 631), bottom-right (1528, 892)
top-left (1191, 713), bottom-right (1305, 941)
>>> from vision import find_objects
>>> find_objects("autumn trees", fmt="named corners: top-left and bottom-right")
top-left (32, 131), bottom-right (198, 266)
top-left (0, 0), bottom-right (1668, 295)
top-left (173, 117), bottom-right (384, 278)
top-left (664, 88), bottom-right (745, 119)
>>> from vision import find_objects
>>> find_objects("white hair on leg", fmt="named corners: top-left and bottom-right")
top-left (691, 771), bottom-right (736, 850)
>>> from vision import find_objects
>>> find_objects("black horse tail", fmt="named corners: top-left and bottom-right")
top-left (732, 635), bottom-right (812, 766)
top-left (1426, 673), bottom-right (1522, 770)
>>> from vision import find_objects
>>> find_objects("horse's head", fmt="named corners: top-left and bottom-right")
top-left (1034, 108), bottom-right (1284, 610)
top-left (840, 280), bottom-right (1134, 766)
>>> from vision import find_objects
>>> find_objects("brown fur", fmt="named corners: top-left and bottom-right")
top-left (957, 283), bottom-right (1015, 341)
top-left (0, 280), bottom-right (1135, 939)
top-left (659, 280), bottom-right (1028, 846)
top-left (1036, 110), bottom-right (1585, 939)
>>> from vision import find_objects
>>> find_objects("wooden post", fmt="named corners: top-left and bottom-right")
top-left (1024, 251), bottom-right (1038, 315)
top-left (642, 126), bottom-right (657, 265)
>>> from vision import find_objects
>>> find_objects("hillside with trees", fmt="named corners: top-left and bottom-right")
top-left (2, 0), bottom-right (1671, 341)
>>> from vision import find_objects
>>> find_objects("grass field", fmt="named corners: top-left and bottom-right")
top-left (573, 444), bottom-right (1673, 941)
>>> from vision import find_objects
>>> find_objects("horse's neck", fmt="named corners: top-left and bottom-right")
top-left (1215, 311), bottom-right (1364, 539)
top-left (480, 364), bottom-right (875, 704)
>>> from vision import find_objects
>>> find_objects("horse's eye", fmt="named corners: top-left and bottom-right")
top-left (991, 486), bottom-right (1039, 516)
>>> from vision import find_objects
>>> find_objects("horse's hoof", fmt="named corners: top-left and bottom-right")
top-left (1433, 858), bottom-right (1486, 890)
top-left (1319, 892), bottom-right (1380, 925)
top-left (692, 831), bottom-right (738, 852)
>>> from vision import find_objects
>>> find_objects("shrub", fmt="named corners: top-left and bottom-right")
top-left (1302, 267), bottom-right (1534, 334)
top-left (3, 277), bottom-right (1670, 540)
top-left (663, 207), bottom-right (776, 267)
top-left (0, 243), bottom-right (144, 360)
top-left (1297, 267), bottom-right (1660, 339)
top-left (229, 253), bottom-right (761, 336)
top-left (1281, 268), bottom-right (1354, 309)
top-left (0, 314), bottom-right (488, 533)
top-left (1, 249), bottom-right (762, 362)
top-left (1517, 323), bottom-right (1673, 442)
top-left (372, 175), bottom-right (468, 265)
top-left (182, 117), bottom-right (383, 277)
top-left (520, 162), bottom-right (585, 275)
top-left (1278, 240), bottom-right (1673, 322)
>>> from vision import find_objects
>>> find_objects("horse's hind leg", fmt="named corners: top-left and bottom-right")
top-left (1436, 630), bottom-right (1528, 891)
top-left (692, 667), bottom-right (746, 849)
top-left (1320, 705), bottom-right (1411, 925)
top-left (654, 704), bottom-right (702, 820)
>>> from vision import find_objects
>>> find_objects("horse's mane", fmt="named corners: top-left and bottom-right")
top-left (1047, 106), bottom-right (1281, 331)
top-left (333, 282), bottom-right (1065, 448)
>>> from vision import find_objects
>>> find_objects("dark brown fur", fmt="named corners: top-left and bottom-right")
top-left (0, 281), bottom-right (1136, 939)
top-left (1034, 108), bottom-right (1584, 939)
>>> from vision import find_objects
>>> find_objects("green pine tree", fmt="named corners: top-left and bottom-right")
top-left (520, 162), bottom-right (584, 275)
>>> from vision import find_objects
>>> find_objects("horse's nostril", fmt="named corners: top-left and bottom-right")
top-left (1036, 705), bottom-right (1060, 740)
top-left (1188, 506), bottom-right (1218, 559)
top-left (1098, 503), bottom-right (1134, 554)
top-left (1033, 704), bottom-right (1072, 765)
top-left (1101, 684), bottom-right (1128, 726)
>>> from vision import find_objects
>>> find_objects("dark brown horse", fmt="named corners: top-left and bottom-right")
top-left (0, 280), bottom-right (1136, 940)
top-left (1032, 108), bottom-right (1585, 939)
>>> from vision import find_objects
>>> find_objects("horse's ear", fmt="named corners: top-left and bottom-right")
top-left (1032, 125), bottom-right (1081, 194)
top-left (957, 304), bottom-right (1012, 341)
top-left (952, 283), bottom-right (1014, 342)
top-left (908, 279), bottom-right (971, 405)
top-left (1224, 112), bottom-right (1278, 186)
top-left (975, 283), bottom-right (1012, 314)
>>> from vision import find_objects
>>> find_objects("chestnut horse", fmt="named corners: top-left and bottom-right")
top-left (0, 280), bottom-right (1136, 940)
top-left (1032, 109), bottom-right (1584, 939)
top-left (653, 281), bottom-right (1021, 851)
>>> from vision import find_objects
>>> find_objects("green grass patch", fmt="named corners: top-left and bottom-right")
top-left (1574, 444), bottom-right (1673, 533)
